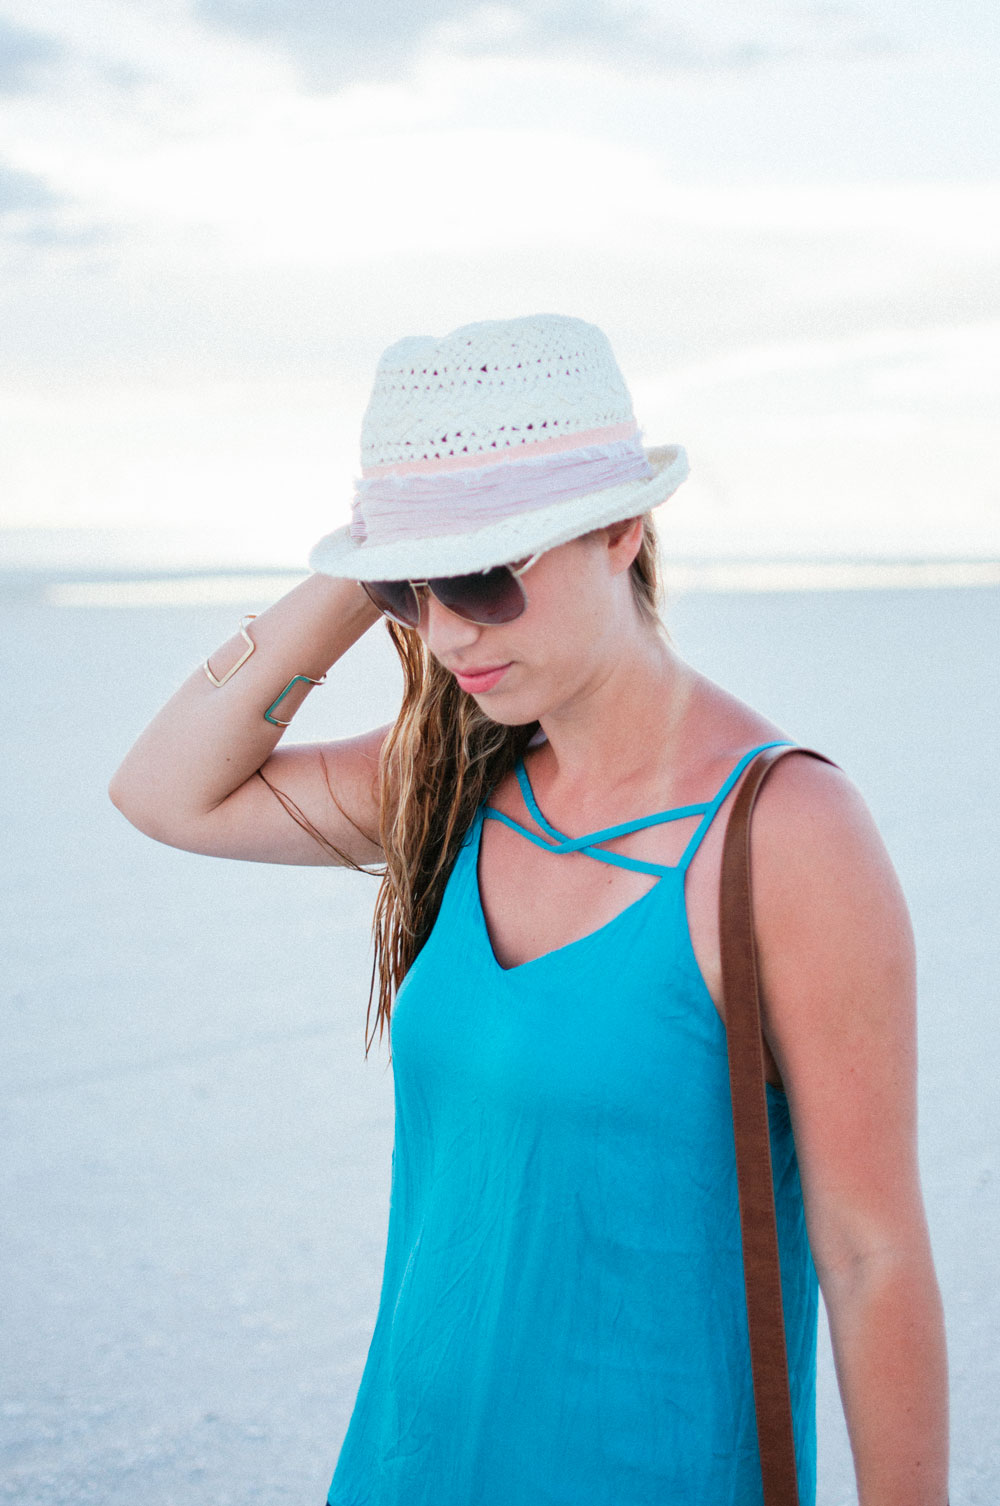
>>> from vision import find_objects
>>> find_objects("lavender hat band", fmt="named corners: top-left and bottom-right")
top-left (349, 431), bottom-right (655, 546)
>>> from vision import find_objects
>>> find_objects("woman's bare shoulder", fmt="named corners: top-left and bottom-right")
top-left (748, 748), bottom-right (917, 1078)
top-left (750, 747), bottom-right (886, 870)
top-left (742, 748), bottom-right (909, 944)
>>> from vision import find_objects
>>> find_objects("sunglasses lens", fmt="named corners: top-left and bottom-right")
top-left (431, 565), bottom-right (527, 625)
top-left (361, 578), bottom-right (421, 626)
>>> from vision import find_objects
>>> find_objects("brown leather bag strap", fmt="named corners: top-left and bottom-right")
top-left (719, 743), bottom-right (840, 1506)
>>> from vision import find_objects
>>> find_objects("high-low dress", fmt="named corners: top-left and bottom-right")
top-left (326, 739), bottom-right (818, 1506)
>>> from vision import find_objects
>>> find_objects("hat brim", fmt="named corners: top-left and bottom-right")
top-left (307, 444), bottom-right (688, 581)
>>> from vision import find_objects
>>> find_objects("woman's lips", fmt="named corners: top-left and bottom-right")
top-left (453, 663), bottom-right (511, 693)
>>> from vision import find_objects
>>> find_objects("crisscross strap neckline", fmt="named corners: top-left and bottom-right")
top-left (482, 740), bottom-right (793, 877)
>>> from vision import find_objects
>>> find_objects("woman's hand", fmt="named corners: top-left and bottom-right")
top-left (109, 572), bottom-right (389, 866)
top-left (750, 753), bottom-right (949, 1506)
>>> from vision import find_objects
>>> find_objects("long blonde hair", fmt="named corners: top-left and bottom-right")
top-left (258, 512), bottom-right (668, 1058)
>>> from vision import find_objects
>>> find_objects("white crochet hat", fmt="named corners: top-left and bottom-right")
top-left (307, 313), bottom-right (689, 581)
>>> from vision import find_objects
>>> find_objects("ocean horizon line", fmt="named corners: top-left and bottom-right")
top-left (0, 558), bottom-right (993, 608)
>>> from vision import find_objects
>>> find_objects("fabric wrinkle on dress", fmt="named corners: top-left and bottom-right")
top-left (326, 739), bottom-right (819, 1506)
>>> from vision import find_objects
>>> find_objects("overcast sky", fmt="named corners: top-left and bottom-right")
top-left (1, 0), bottom-right (998, 564)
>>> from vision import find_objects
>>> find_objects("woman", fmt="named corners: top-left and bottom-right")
top-left (109, 313), bottom-right (948, 1505)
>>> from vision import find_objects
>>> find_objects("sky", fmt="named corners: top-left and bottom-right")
top-left (1, 0), bottom-right (998, 567)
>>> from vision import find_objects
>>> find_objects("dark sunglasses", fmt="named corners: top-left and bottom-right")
top-left (360, 550), bottom-right (546, 628)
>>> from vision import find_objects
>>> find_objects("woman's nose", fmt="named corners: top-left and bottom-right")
top-left (420, 590), bottom-right (484, 656)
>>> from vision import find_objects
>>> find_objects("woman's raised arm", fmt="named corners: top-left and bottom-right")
top-left (108, 572), bottom-right (391, 867)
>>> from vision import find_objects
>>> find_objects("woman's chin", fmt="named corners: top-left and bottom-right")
top-left (477, 704), bottom-right (531, 728)
top-left (471, 689), bottom-right (543, 728)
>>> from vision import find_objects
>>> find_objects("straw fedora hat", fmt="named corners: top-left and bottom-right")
top-left (307, 313), bottom-right (689, 582)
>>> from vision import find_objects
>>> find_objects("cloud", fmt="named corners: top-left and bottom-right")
top-left (0, 161), bottom-right (106, 247)
top-left (193, 0), bottom-right (896, 87)
top-left (194, 0), bottom-right (471, 85)
top-left (0, 162), bottom-right (60, 213)
top-left (0, 17), bottom-right (62, 93)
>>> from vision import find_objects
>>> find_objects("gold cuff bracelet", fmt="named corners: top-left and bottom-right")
top-left (202, 614), bottom-right (258, 687)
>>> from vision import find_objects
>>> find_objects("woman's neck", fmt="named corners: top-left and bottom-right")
top-left (532, 633), bottom-right (701, 799)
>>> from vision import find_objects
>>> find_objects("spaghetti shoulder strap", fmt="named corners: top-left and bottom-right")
top-left (499, 761), bottom-right (678, 876)
top-left (482, 758), bottom-right (684, 878)
top-left (514, 758), bottom-right (561, 841)
top-left (677, 741), bottom-right (794, 873)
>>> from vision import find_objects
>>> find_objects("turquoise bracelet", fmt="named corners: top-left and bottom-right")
top-left (263, 672), bottom-right (328, 726)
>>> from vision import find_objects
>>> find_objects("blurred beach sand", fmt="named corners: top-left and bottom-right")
top-left (1, 570), bottom-right (997, 1504)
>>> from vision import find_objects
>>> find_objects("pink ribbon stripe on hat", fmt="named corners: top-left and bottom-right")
top-left (350, 428), bottom-right (654, 545)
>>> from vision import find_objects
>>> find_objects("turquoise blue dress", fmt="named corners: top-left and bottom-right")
top-left (327, 740), bottom-right (818, 1505)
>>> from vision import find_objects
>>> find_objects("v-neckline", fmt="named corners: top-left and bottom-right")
top-left (472, 802), bottom-right (670, 977)
top-left (470, 739), bottom-right (791, 977)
